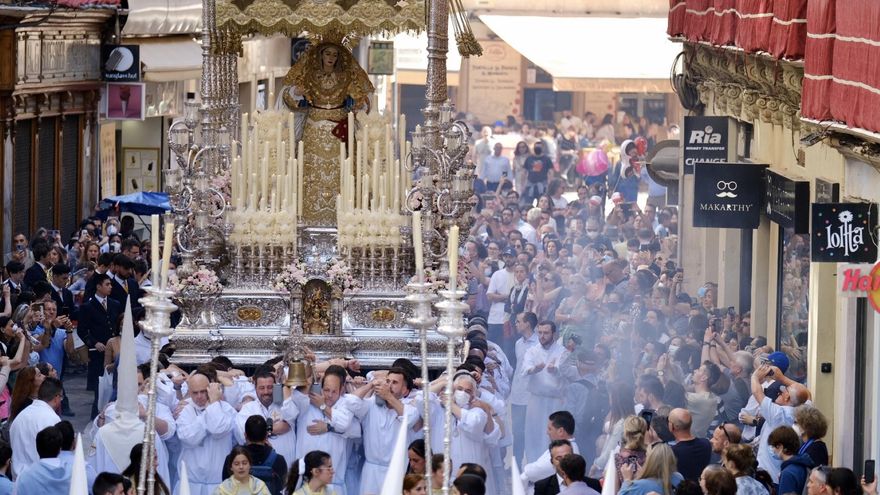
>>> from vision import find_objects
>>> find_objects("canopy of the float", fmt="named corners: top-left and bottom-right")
top-left (216, 0), bottom-right (426, 37)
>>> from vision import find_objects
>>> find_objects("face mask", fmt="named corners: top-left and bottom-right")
top-left (110, 242), bottom-right (121, 252)
top-left (668, 345), bottom-right (680, 355)
top-left (770, 448), bottom-right (782, 461)
top-left (453, 390), bottom-right (470, 408)
top-left (793, 424), bottom-right (803, 437)
top-left (107, 225), bottom-right (118, 235)
top-left (534, 147), bottom-right (543, 155)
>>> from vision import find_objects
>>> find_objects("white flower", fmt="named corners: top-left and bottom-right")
top-left (839, 210), bottom-right (853, 223)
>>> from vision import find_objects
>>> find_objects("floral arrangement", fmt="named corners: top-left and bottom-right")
top-left (327, 258), bottom-right (360, 292)
top-left (169, 268), bottom-right (223, 294)
top-left (273, 261), bottom-right (308, 292)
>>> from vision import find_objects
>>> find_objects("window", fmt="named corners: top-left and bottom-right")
top-left (776, 228), bottom-right (810, 381)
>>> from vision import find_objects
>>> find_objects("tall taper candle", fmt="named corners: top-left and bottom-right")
top-left (297, 142), bottom-right (304, 215)
top-left (398, 114), bottom-right (406, 158)
top-left (160, 219), bottom-right (174, 290)
top-left (448, 226), bottom-right (460, 291)
top-left (150, 215), bottom-right (160, 288)
top-left (413, 211), bottom-right (424, 282)
top-left (347, 112), bottom-right (354, 158)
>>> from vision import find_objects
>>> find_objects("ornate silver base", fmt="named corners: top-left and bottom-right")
top-left (170, 288), bottom-right (451, 368)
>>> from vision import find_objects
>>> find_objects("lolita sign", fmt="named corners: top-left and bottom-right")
top-left (812, 203), bottom-right (878, 262)
top-left (693, 162), bottom-right (767, 229)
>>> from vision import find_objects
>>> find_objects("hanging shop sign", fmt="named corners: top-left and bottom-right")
top-left (765, 169), bottom-right (810, 234)
top-left (683, 116), bottom-right (729, 175)
top-left (693, 162), bottom-right (767, 229)
top-left (812, 203), bottom-right (878, 262)
top-left (101, 45), bottom-right (140, 82)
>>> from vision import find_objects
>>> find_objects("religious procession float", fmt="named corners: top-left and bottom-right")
top-left (155, 0), bottom-right (483, 369)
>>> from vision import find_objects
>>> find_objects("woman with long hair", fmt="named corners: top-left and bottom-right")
top-left (513, 141), bottom-right (531, 190)
top-left (9, 366), bottom-right (43, 420)
top-left (286, 450), bottom-right (335, 495)
top-left (618, 443), bottom-right (683, 495)
top-left (215, 446), bottom-right (271, 495)
top-left (592, 380), bottom-right (636, 476)
top-left (407, 439), bottom-right (426, 475)
top-left (614, 416), bottom-right (648, 486)
top-left (79, 241), bottom-right (100, 266)
top-left (122, 443), bottom-right (170, 495)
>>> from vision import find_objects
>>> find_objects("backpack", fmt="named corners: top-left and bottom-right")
top-left (250, 450), bottom-right (282, 494)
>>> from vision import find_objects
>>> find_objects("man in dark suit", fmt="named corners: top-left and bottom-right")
top-left (23, 241), bottom-right (51, 289)
top-left (82, 252), bottom-right (115, 303)
top-left (49, 263), bottom-right (76, 319)
top-left (106, 254), bottom-right (142, 311)
top-left (2, 260), bottom-right (26, 312)
top-left (534, 440), bottom-right (602, 495)
top-left (77, 273), bottom-right (121, 419)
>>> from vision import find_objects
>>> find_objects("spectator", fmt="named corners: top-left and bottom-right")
top-left (0, 443), bottom-right (11, 495)
top-left (223, 415), bottom-right (287, 495)
top-left (557, 454), bottom-right (599, 495)
top-left (721, 444), bottom-right (769, 495)
top-left (699, 465), bottom-right (737, 495)
top-left (14, 425), bottom-right (71, 494)
top-left (93, 472), bottom-right (127, 495)
top-left (10, 376), bottom-right (63, 477)
top-left (794, 405), bottom-right (829, 466)
top-left (668, 408), bottom-right (711, 481)
top-left (769, 425), bottom-right (814, 495)
top-left (24, 241), bottom-right (52, 289)
top-left (619, 443), bottom-right (683, 495)
top-left (614, 415), bottom-right (648, 486)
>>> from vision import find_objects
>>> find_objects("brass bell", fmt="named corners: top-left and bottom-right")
top-left (284, 359), bottom-right (308, 388)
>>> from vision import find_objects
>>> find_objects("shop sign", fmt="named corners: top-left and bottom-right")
top-left (812, 203), bottom-right (878, 262)
top-left (837, 263), bottom-right (880, 312)
top-left (693, 162), bottom-right (767, 229)
top-left (683, 116), bottom-right (729, 174)
top-left (765, 169), bottom-right (810, 234)
top-left (101, 45), bottom-right (140, 82)
top-left (815, 178), bottom-right (840, 203)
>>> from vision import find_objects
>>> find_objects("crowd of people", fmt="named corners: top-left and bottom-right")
top-left (0, 110), bottom-right (871, 495)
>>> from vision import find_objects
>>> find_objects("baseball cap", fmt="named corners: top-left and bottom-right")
top-left (502, 247), bottom-right (517, 257)
top-left (767, 351), bottom-right (790, 374)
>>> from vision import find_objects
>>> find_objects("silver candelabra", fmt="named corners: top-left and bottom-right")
top-left (137, 285), bottom-right (179, 495)
top-left (405, 280), bottom-right (438, 484)
top-left (434, 288), bottom-right (468, 495)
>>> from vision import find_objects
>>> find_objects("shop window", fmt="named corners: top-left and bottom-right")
top-left (36, 117), bottom-right (57, 230)
top-left (776, 227), bottom-right (810, 382)
top-left (13, 120), bottom-right (32, 237)
top-left (523, 89), bottom-right (572, 124)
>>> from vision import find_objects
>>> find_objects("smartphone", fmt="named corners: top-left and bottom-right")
top-left (272, 383), bottom-right (284, 405)
top-left (31, 302), bottom-right (44, 313)
top-left (310, 382), bottom-right (322, 395)
top-left (15, 245), bottom-right (24, 252)
top-left (727, 306), bottom-right (736, 317)
top-left (711, 317), bottom-right (723, 333)
top-left (865, 460), bottom-right (875, 484)
top-left (639, 409), bottom-right (655, 426)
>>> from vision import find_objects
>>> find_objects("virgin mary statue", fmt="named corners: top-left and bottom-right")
top-left (282, 41), bottom-right (374, 226)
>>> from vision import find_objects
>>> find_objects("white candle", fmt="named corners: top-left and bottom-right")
top-left (288, 112), bottom-right (295, 153)
top-left (160, 219), bottom-right (174, 290)
top-left (380, 194), bottom-right (386, 211)
top-left (150, 215), bottom-right (159, 288)
top-left (393, 170), bottom-right (400, 213)
top-left (355, 142), bottom-right (362, 206)
top-left (412, 211), bottom-right (424, 282)
top-left (251, 172), bottom-right (258, 208)
top-left (398, 114), bottom-right (406, 158)
top-left (262, 141), bottom-right (269, 204)
top-left (362, 174), bottom-right (369, 211)
top-left (275, 174), bottom-right (282, 212)
top-left (297, 142), bottom-right (304, 214)
top-left (347, 112), bottom-right (354, 159)
top-left (448, 225), bottom-right (460, 290)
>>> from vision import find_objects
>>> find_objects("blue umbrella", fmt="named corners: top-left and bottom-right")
top-left (97, 191), bottom-right (171, 218)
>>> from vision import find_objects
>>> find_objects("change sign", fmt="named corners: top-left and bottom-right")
top-left (683, 116), bottom-right (729, 174)
top-left (693, 162), bottom-right (767, 229)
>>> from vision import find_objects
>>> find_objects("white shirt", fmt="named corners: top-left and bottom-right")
top-left (521, 342), bottom-right (567, 398)
top-left (756, 396), bottom-right (795, 482)
top-left (521, 439), bottom-right (580, 484)
top-left (511, 333), bottom-right (539, 406)
top-left (10, 400), bottom-right (61, 477)
top-left (296, 396), bottom-right (359, 486)
top-left (519, 223), bottom-right (538, 247)
top-left (481, 154), bottom-right (512, 183)
top-left (175, 400), bottom-right (237, 491)
top-left (486, 269), bottom-right (514, 325)
top-left (236, 394), bottom-right (307, 469)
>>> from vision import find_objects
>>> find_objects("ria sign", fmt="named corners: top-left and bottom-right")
top-left (683, 116), bottom-right (729, 174)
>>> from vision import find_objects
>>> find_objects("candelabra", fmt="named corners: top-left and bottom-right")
top-left (405, 280), bottom-right (438, 483)
top-left (137, 285), bottom-right (179, 495)
top-left (433, 287), bottom-right (468, 495)
top-left (166, 98), bottom-right (233, 278)
top-left (405, 101), bottom-right (473, 281)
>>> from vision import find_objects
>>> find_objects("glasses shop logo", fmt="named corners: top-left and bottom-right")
top-left (716, 181), bottom-right (738, 199)
top-left (689, 126), bottom-right (723, 145)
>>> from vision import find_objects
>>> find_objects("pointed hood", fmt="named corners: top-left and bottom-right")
top-left (69, 433), bottom-right (89, 495)
top-left (97, 297), bottom-right (145, 472)
top-left (511, 456), bottom-right (526, 495)
top-left (379, 409), bottom-right (409, 495)
top-left (619, 139), bottom-right (634, 177)
top-left (179, 460), bottom-right (192, 495)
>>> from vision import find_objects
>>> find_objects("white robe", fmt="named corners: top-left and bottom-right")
top-left (236, 393), bottom-right (307, 469)
top-left (10, 400), bottom-right (61, 477)
top-left (134, 332), bottom-right (169, 365)
top-left (352, 396), bottom-right (420, 495)
top-left (174, 400), bottom-right (237, 495)
top-left (450, 407), bottom-right (491, 479)
top-left (296, 395), bottom-right (359, 492)
top-left (521, 342), bottom-right (567, 464)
